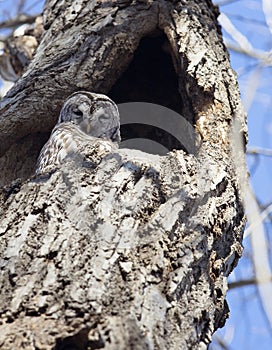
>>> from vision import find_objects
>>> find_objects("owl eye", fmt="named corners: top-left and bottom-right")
top-left (98, 114), bottom-right (109, 122)
top-left (73, 109), bottom-right (83, 117)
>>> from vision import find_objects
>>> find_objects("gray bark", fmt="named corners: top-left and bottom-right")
top-left (0, 1), bottom-right (246, 349)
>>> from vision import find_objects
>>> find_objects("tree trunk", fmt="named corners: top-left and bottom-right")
top-left (0, 1), bottom-right (246, 349)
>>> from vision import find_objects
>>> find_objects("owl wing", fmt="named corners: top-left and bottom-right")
top-left (35, 123), bottom-right (84, 175)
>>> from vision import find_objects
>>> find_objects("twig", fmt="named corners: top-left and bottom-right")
top-left (0, 14), bottom-right (37, 30)
top-left (247, 147), bottom-right (272, 157)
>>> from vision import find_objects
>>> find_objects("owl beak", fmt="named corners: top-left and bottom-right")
top-left (79, 119), bottom-right (92, 134)
top-left (86, 122), bottom-right (92, 134)
top-left (77, 104), bottom-right (92, 133)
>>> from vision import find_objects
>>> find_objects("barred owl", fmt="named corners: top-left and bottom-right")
top-left (35, 91), bottom-right (120, 175)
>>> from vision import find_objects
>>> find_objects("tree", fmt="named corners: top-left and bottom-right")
top-left (0, 1), bottom-right (246, 349)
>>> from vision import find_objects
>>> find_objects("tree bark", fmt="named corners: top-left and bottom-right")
top-left (0, 1), bottom-right (246, 349)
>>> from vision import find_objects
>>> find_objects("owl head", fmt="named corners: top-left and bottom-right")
top-left (58, 91), bottom-right (121, 143)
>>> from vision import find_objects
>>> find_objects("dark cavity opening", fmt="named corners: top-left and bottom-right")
top-left (109, 32), bottom-right (183, 114)
top-left (109, 32), bottom-right (199, 156)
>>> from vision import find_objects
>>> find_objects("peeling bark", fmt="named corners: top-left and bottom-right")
top-left (0, 1), bottom-right (246, 349)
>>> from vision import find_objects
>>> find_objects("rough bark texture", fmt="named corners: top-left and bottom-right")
top-left (0, 1), bottom-right (246, 349)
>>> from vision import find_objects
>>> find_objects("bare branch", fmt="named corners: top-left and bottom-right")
top-left (228, 278), bottom-right (257, 289)
top-left (224, 39), bottom-right (272, 65)
top-left (232, 118), bottom-right (272, 332)
top-left (25, 0), bottom-right (44, 13)
top-left (17, 0), bottom-right (27, 14)
top-left (247, 147), bottom-right (272, 157)
top-left (262, 0), bottom-right (272, 35)
top-left (219, 13), bottom-right (272, 66)
top-left (244, 202), bottom-right (272, 238)
top-left (212, 335), bottom-right (231, 350)
top-left (222, 13), bottom-right (266, 27)
top-left (243, 66), bottom-right (262, 112)
top-left (214, 0), bottom-right (240, 6)
top-left (0, 14), bottom-right (38, 31)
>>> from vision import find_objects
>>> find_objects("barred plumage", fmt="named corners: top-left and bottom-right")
top-left (35, 91), bottom-right (120, 175)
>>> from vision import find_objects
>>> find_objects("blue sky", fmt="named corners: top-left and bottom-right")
top-left (212, 1), bottom-right (272, 349)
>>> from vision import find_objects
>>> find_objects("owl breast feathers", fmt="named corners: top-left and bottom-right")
top-left (35, 91), bottom-right (120, 175)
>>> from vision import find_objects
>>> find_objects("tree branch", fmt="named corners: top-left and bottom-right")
top-left (0, 14), bottom-right (38, 31)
